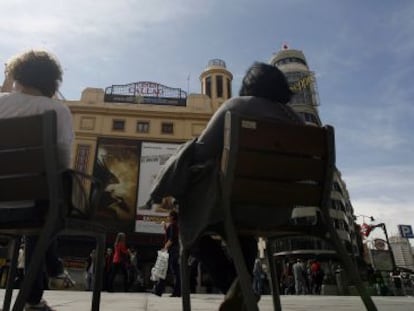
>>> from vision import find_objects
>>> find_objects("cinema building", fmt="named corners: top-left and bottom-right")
top-left (63, 50), bottom-right (362, 288)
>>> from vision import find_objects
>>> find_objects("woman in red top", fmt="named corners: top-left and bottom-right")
top-left (108, 232), bottom-right (131, 292)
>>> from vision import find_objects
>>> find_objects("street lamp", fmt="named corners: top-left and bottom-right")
top-left (370, 222), bottom-right (397, 271)
top-left (353, 214), bottom-right (375, 223)
top-left (354, 215), bottom-right (397, 271)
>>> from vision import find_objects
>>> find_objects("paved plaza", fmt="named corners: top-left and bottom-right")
top-left (0, 291), bottom-right (413, 311)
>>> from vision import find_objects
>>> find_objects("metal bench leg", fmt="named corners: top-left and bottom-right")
top-left (265, 239), bottom-right (282, 311)
top-left (2, 237), bottom-right (21, 311)
top-left (91, 233), bottom-right (105, 311)
top-left (180, 247), bottom-right (191, 311)
top-left (324, 219), bottom-right (377, 311)
top-left (12, 227), bottom-right (55, 311)
top-left (223, 211), bottom-right (258, 311)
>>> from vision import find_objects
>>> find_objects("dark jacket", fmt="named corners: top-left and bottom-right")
top-left (150, 96), bottom-right (303, 247)
top-left (150, 138), bottom-right (221, 248)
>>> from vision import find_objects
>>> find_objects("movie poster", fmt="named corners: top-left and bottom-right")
top-left (93, 139), bottom-right (140, 232)
top-left (136, 142), bottom-right (181, 233)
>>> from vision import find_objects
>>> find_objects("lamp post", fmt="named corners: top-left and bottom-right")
top-left (354, 214), bottom-right (375, 223)
top-left (354, 215), bottom-right (397, 270)
top-left (370, 222), bottom-right (397, 271)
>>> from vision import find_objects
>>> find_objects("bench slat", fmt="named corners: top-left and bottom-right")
top-left (0, 116), bottom-right (42, 148)
top-left (0, 176), bottom-right (49, 201)
top-left (231, 178), bottom-right (322, 207)
top-left (234, 150), bottom-right (325, 181)
top-left (239, 123), bottom-right (326, 157)
top-left (0, 148), bottom-right (45, 175)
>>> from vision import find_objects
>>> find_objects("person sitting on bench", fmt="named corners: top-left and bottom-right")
top-left (0, 49), bottom-right (75, 311)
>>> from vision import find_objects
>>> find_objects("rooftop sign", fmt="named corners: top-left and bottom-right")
top-left (104, 81), bottom-right (187, 106)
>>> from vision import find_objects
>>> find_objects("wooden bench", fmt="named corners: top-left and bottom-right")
top-left (0, 110), bottom-right (106, 311)
top-left (180, 111), bottom-right (377, 311)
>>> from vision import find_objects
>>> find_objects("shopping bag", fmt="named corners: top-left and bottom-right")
top-left (150, 250), bottom-right (169, 281)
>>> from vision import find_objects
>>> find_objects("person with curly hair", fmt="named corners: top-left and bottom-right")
top-left (1, 49), bottom-right (75, 311)
top-left (1, 50), bottom-right (72, 168)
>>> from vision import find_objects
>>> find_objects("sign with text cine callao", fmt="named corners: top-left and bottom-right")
top-left (398, 225), bottom-right (414, 239)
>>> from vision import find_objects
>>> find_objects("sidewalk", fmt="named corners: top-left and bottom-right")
top-left (0, 290), bottom-right (413, 310)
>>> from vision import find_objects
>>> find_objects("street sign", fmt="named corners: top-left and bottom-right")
top-left (398, 225), bottom-right (414, 238)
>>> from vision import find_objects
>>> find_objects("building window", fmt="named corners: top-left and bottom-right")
top-left (161, 122), bottom-right (174, 134)
top-left (136, 121), bottom-right (150, 133)
top-left (333, 182), bottom-right (343, 194)
top-left (112, 119), bottom-right (125, 131)
top-left (216, 75), bottom-right (223, 98)
top-left (74, 144), bottom-right (90, 174)
top-left (299, 112), bottom-right (319, 125)
top-left (227, 78), bottom-right (232, 98)
top-left (276, 57), bottom-right (307, 67)
top-left (73, 144), bottom-right (90, 204)
top-left (205, 76), bottom-right (211, 98)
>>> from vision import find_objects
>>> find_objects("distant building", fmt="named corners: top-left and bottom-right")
top-left (66, 59), bottom-right (232, 236)
top-left (389, 236), bottom-right (414, 271)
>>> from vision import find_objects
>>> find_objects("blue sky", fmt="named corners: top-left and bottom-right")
top-left (1, 1), bottom-right (413, 243)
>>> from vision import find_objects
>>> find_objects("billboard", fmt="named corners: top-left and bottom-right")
top-left (135, 142), bottom-right (181, 233)
top-left (93, 139), bottom-right (140, 232)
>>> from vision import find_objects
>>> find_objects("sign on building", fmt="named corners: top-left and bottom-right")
top-left (104, 81), bottom-right (187, 106)
top-left (398, 225), bottom-right (414, 239)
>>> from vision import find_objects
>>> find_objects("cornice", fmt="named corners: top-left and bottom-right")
top-left (69, 104), bottom-right (212, 120)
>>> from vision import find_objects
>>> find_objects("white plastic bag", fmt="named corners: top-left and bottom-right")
top-left (150, 250), bottom-right (169, 281)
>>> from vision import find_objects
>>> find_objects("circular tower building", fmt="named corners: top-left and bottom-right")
top-left (268, 45), bottom-right (362, 270)
top-left (200, 59), bottom-right (233, 112)
top-left (270, 45), bottom-right (321, 126)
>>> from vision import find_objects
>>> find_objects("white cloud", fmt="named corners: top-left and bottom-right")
top-left (344, 165), bottom-right (414, 241)
top-left (0, 0), bottom-right (213, 60)
top-left (0, 0), bottom-right (219, 98)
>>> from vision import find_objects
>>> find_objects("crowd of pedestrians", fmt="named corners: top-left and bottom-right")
top-left (85, 233), bottom-right (144, 293)
top-left (281, 258), bottom-right (324, 295)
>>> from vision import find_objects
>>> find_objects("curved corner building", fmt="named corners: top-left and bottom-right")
top-left (268, 46), bottom-right (361, 263)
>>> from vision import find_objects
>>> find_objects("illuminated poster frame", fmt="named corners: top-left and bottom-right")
top-left (93, 139), bottom-right (140, 232)
top-left (135, 142), bottom-right (181, 234)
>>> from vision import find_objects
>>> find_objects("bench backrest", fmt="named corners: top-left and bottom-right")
top-left (0, 111), bottom-right (60, 203)
top-left (221, 112), bottom-right (335, 234)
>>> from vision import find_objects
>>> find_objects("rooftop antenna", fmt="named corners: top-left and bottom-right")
top-left (186, 73), bottom-right (191, 94)
top-left (282, 41), bottom-right (289, 50)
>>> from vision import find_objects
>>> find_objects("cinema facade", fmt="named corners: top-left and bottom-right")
top-left (63, 51), bottom-right (362, 287)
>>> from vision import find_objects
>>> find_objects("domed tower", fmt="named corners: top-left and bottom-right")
top-left (270, 45), bottom-right (321, 126)
top-left (200, 59), bottom-right (233, 112)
